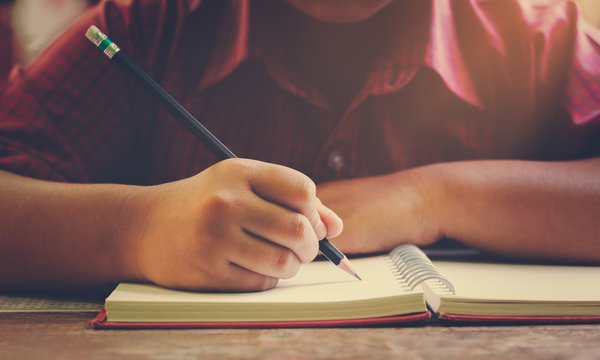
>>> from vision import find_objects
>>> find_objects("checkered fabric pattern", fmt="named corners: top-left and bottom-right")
top-left (1, 0), bottom-right (599, 185)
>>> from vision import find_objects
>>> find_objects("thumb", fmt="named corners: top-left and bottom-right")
top-left (316, 198), bottom-right (343, 239)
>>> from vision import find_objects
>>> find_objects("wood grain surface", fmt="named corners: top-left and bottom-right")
top-left (2, 312), bottom-right (600, 360)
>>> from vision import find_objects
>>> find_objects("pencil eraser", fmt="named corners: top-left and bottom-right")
top-left (85, 25), bottom-right (101, 44)
top-left (85, 25), bottom-right (120, 59)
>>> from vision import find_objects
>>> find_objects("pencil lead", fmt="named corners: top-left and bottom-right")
top-left (338, 257), bottom-right (361, 280)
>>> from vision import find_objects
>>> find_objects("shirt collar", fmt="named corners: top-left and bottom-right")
top-left (424, 0), bottom-right (483, 109)
top-left (198, 0), bottom-right (250, 91)
top-left (199, 0), bottom-right (483, 110)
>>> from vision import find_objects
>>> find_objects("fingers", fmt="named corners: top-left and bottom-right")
top-left (223, 263), bottom-right (279, 292)
top-left (222, 200), bottom-right (342, 285)
top-left (243, 160), bottom-right (331, 240)
top-left (185, 262), bottom-right (280, 292)
top-left (185, 229), bottom-right (303, 291)
top-left (141, 159), bottom-right (345, 293)
top-left (316, 199), bottom-right (344, 238)
top-left (228, 230), bottom-right (303, 280)
top-left (182, 159), bottom-right (345, 292)
top-left (237, 192), bottom-right (320, 262)
top-left (306, 207), bottom-right (328, 240)
top-left (245, 160), bottom-right (319, 217)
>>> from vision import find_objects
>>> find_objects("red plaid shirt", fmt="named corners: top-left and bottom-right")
top-left (1, 0), bottom-right (599, 185)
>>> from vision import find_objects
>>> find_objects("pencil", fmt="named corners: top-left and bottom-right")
top-left (85, 25), bottom-right (361, 281)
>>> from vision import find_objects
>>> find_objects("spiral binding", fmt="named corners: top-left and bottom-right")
top-left (388, 245), bottom-right (455, 295)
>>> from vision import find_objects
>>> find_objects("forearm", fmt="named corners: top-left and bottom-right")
top-left (0, 170), bottom-right (141, 289)
top-left (424, 158), bottom-right (600, 262)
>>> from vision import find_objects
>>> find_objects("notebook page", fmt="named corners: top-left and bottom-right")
top-left (431, 260), bottom-right (600, 302)
top-left (108, 255), bottom-right (420, 305)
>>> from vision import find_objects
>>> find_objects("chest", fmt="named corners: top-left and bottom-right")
top-left (145, 64), bottom-right (593, 185)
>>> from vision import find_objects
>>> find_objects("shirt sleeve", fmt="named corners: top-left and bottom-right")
top-left (564, 14), bottom-right (600, 126)
top-left (0, 0), bottom-right (187, 183)
top-left (526, 0), bottom-right (600, 158)
top-left (559, 3), bottom-right (600, 157)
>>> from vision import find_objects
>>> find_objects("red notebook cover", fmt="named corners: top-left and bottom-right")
top-left (91, 308), bottom-right (600, 328)
top-left (91, 307), bottom-right (431, 329)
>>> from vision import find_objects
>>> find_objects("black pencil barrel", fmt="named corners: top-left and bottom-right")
top-left (114, 51), bottom-right (237, 160)
top-left (86, 25), bottom-right (359, 279)
top-left (318, 239), bottom-right (344, 265)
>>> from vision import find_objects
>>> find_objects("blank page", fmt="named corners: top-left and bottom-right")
top-left (108, 255), bottom-right (420, 305)
top-left (432, 260), bottom-right (600, 302)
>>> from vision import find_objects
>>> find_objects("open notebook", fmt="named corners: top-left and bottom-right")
top-left (92, 245), bottom-right (600, 328)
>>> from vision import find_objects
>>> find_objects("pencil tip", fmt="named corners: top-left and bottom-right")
top-left (338, 257), bottom-right (361, 281)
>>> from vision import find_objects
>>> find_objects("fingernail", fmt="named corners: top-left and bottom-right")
top-left (315, 220), bottom-right (327, 240)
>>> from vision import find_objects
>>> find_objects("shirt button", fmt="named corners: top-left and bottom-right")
top-left (328, 150), bottom-right (345, 171)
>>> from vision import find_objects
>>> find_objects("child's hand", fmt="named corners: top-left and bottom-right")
top-left (124, 159), bottom-right (342, 291)
top-left (317, 168), bottom-right (441, 254)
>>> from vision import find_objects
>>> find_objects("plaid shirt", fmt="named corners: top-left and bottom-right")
top-left (1, 0), bottom-right (599, 185)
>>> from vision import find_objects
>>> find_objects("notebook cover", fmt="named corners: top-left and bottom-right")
top-left (91, 307), bottom-right (431, 329)
top-left (438, 312), bottom-right (600, 323)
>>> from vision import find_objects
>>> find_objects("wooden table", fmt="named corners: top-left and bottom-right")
top-left (2, 312), bottom-right (600, 359)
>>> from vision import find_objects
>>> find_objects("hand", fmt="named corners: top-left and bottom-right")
top-left (124, 159), bottom-right (343, 291)
top-left (316, 169), bottom-right (442, 254)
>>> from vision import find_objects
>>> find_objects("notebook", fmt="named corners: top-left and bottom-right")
top-left (92, 245), bottom-right (600, 328)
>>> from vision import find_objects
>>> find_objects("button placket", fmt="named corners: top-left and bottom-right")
top-left (313, 106), bottom-right (361, 182)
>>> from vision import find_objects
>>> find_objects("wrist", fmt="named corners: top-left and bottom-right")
top-left (397, 164), bottom-right (450, 244)
top-left (413, 161), bottom-right (480, 243)
top-left (113, 184), bottom-right (152, 284)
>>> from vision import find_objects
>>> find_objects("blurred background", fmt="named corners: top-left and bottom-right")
top-left (0, 0), bottom-right (599, 82)
top-left (0, 0), bottom-right (99, 80)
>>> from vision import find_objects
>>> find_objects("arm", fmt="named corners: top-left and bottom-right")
top-left (317, 157), bottom-right (600, 263)
top-left (0, 159), bottom-right (342, 291)
top-left (0, 169), bottom-right (138, 289)
top-left (2, 3), bottom-right (342, 291)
